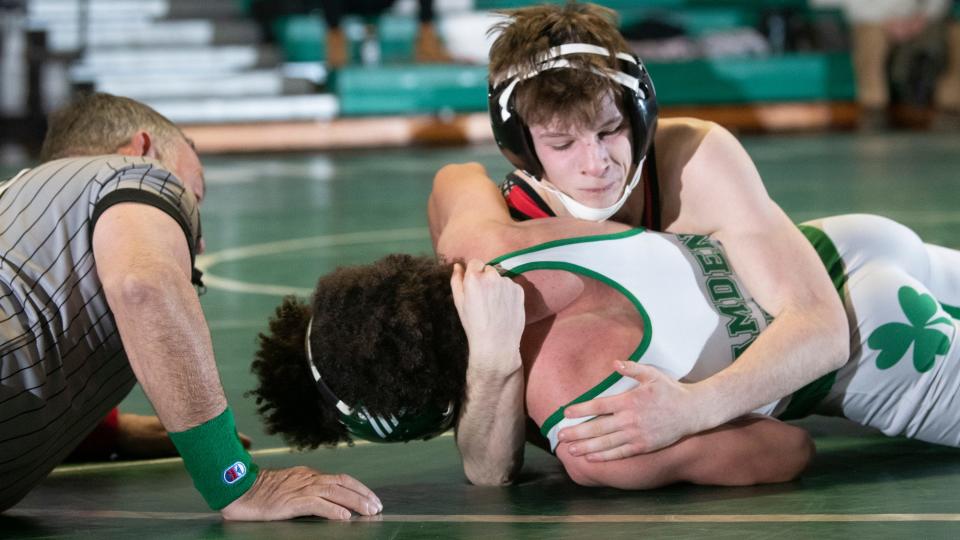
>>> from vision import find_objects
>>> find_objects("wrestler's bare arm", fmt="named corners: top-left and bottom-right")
top-left (430, 164), bottom-right (528, 485)
top-left (450, 261), bottom-right (527, 485)
top-left (431, 163), bottom-right (644, 484)
top-left (429, 162), bottom-right (514, 260)
top-left (561, 123), bottom-right (849, 460)
top-left (556, 414), bottom-right (813, 489)
top-left (429, 163), bottom-right (618, 261)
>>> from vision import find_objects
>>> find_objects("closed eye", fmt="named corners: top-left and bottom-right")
top-left (599, 120), bottom-right (627, 139)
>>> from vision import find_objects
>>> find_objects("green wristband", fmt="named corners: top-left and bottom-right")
top-left (169, 407), bottom-right (259, 510)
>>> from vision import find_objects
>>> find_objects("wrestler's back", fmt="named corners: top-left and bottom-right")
top-left (520, 272), bottom-right (645, 427)
top-left (491, 226), bottom-right (774, 449)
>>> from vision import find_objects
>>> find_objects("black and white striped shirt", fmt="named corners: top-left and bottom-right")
top-left (0, 155), bottom-right (201, 507)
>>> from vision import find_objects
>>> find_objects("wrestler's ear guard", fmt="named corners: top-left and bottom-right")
top-left (337, 402), bottom-right (457, 443)
top-left (488, 43), bottom-right (658, 180)
top-left (304, 316), bottom-right (458, 443)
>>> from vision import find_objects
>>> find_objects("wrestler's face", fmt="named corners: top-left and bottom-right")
top-left (529, 93), bottom-right (631, 209)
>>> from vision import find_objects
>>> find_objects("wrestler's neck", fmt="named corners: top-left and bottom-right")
top-left (610, 189), bottom-right (644, 227)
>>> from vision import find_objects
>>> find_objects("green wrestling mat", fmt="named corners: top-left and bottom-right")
top-left (3, 131), bottom-right (960, 538)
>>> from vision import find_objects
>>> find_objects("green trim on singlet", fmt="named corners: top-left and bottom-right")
top-left (495, 260), bottom-right (653, 440)
top-left (798, 225), bottom-right (848, 298)
top-left (777, 225), bottom-right (847, 421)
top-left (941, 303), bottom-right (960, 320)
top-left (488, 228), bottom-right (644, 267)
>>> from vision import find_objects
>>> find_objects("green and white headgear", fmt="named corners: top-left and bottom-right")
top-left (304, 317), bottom-right (457, 443)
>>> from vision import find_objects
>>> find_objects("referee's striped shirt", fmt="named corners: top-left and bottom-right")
top-left (0, 155), bottom-right (201, 509)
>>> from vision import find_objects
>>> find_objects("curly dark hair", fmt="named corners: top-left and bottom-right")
top-left (250, 254), bottom-right (468, 449)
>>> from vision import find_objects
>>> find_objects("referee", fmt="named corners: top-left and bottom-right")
top-left (0, 93), bottom-right (382, 520)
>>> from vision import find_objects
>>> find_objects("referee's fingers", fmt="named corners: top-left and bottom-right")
top-left (319, 472), bottom-right (380, 505)
top-left (287, 494), bottom-right (353, 521)
top-left (302, 482), bottom-right (380, 518)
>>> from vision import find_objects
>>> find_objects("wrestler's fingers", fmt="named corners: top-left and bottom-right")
top-left (465, 259), bottom-right (486, 276)
top-left (562, 393), bottom-right (622, 421)
top-left (563, 430), bottom-right (627, 458)
top-left (558, 413), bottom-right (624, 446)
top-left (461, 260), bottom-right (487, 291)
top-left (450, 263), bottom-right (466, 310)
top-left (582, 442), bottom-right (647, 462)
top-left (613, 361), bottom-right (661, 383)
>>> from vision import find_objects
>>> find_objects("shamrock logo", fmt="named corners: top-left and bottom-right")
top-left (867, 286), bottom-right (953, 373)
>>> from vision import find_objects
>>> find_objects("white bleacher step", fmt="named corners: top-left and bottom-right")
top-left (70, 46), bottom-right (279, 78)
top-left (36, 20), bottom-right (216, 52)
top-left (28, 0), bottom-right (169, 21)
top-left (30, 19), bottom-right (262, 53)
top-left (147, 94), bottom-right (339, 124)
top-left (29, 0), bottom-right (242, 21)
top-left (90, 70), bottom-right (299, 100)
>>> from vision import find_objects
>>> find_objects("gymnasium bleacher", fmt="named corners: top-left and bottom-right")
top-left (2, 0), bottom-right (859, 153)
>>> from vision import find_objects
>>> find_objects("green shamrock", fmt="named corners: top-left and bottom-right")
top-left (867, 286), bottom-right (952, 373)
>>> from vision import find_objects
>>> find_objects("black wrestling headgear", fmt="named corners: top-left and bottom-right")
top-left (488, 43), bottom-right (658, 180)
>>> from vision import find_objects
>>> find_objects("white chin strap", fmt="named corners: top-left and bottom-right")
top-left (497, 43), bottom-right (647, 222)
top-left (538, 157), bottom-right (645, 222)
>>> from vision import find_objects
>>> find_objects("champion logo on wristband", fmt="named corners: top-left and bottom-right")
top-left (222, 461), bottom-right (248, 485)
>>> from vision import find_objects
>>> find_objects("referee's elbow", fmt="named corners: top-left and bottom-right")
top-left (101, 260), bottom-right (186, 307)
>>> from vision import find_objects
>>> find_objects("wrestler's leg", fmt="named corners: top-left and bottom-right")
top-left (822, 258), bottom-right (960, 447)
top-left (916, 243), bottom-right (960, 309)
top-left (67, 410), bottom-right (178, 461)
top-left (803, 214), bottom-right (960, 305)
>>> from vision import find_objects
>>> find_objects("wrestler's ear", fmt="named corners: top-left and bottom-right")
top-left (115, 131), bottom-right (157, 158)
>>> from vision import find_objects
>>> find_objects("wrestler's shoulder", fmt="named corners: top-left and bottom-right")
top-left (654, 117), bottom-right (718, 148)
top-left (651, 117), bottom-right (725, 180)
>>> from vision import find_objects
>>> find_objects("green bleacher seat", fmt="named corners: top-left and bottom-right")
top-left (276, 15), bottom-right (326, 63)
top-left (333, 52), bottom-right (855, 116)
top-left (619, 7), bottom-right (758, 37)
top-left (277, 2), bottom-right (855, 117)
top-left (335, 65), bottom-right (489, 116)
top-left (275, 14), bottom-right (420, 63)
top-left (649, 52), bottom-right (855, 105)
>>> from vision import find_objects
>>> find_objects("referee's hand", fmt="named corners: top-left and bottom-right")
top-left (220, 466), bottom-right (382, 521)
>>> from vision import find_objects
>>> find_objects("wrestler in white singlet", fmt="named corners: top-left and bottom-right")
top-left (490, 214), bottom-right (960, 451)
